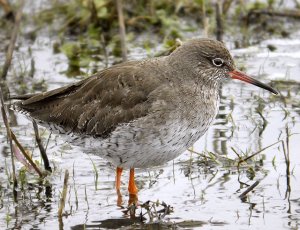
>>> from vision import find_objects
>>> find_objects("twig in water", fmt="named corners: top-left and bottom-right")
top-left (1, 0), bottom-right (25, 80)
top-left (283, 126), bottom-right (291, 200)
top-left (45, 132), bottom-right (52, 152)
top-left (32, 120), bottom-right (52, 172)
top-left (58, 169), bottom-right (69, 217)
top-left (239, 180), bottom-right (260, 199)
top-left (284, 126), bottom-right (290, 176)
top-left (0, 87), bottom-right (17, 193)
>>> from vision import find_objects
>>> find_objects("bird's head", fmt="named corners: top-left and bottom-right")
top-left (169, 38), bottom-right (278, 95)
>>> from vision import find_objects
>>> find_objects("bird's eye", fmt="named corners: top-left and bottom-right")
top-left (212, 58), bottom-right (224, 67)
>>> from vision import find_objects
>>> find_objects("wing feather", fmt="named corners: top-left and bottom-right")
top-left (14, 62), bottom-right (160, 138)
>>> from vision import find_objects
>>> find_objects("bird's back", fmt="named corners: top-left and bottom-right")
top-left (13, 58), bottom-right (169, 139)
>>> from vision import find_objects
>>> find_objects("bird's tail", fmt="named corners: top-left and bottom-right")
top-left (9, 93), bottom-right (39, 100)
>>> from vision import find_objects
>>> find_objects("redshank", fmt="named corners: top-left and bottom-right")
top-left (12, 38), bottom-right (278, 199)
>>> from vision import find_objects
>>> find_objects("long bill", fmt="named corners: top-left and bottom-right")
top-left (229, 70), bottom-right (278, 95)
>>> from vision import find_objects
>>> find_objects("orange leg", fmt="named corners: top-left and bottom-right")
top-left (128, 168), bottom-right (138, 195)
top-left (116, 167), bottom-right (123, 191)
top-left (116, 167), bottom-right (123, 206)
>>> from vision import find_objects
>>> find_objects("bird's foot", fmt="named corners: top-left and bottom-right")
top-left (128, 194), bottom-right (139, 218)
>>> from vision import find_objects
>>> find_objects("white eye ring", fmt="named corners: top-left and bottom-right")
top-left (212, 58), bottom-right (224, 67)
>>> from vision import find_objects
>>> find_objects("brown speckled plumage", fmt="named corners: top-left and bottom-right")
top-left (12, 38), bottom-right (277, 169)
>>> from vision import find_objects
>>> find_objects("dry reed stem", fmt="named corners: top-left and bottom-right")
top-left (239, 180), bottom-right (260, 199)
top-left (1, 0), bottom-right (24, 80)
top-left (116, 0), bottom-right (127, 61)
top-left (32, 120), bottom-right (52, 172)
top-left (58, 170), bottom-right (69, 217)
top-left (0, 87), bottom-right (17, 189)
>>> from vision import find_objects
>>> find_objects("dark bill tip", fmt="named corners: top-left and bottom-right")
top-left (229, 70), bottom-right (279, 95)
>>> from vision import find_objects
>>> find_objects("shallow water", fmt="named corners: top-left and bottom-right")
top-left (1, 22), bottom-right (300, 230)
